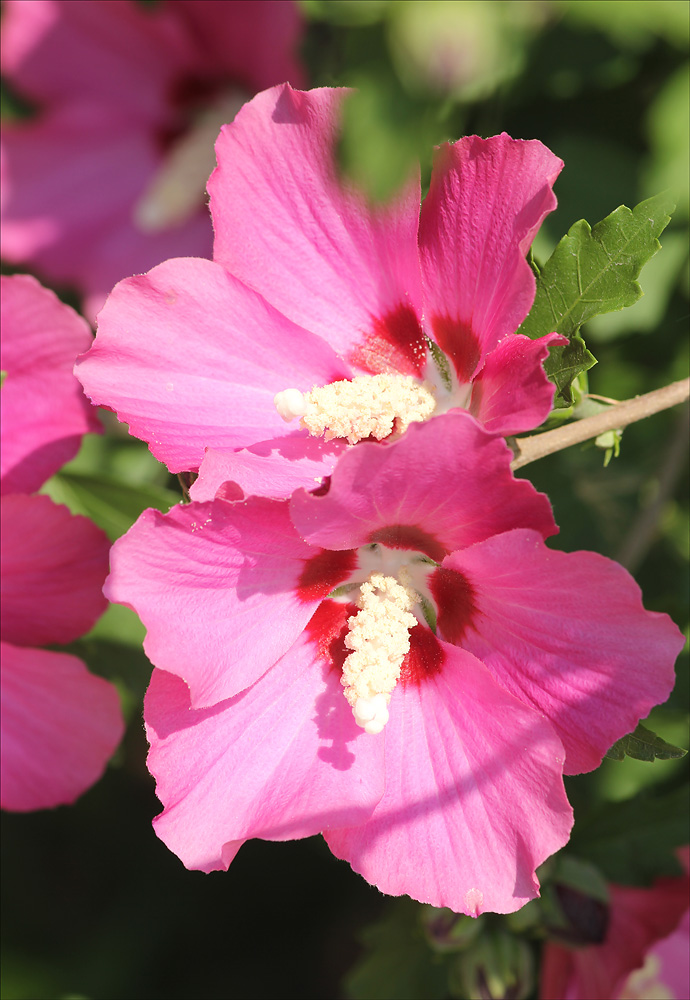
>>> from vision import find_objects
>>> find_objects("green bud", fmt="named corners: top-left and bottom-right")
top-left (420, 906), bottom-right (484, 952)
top-left (541, 856), bottom-right (610, 946)
top-left (594, 427), bottom-right (622, 466)
top-left (448, 928), bottom-right (534, 1000)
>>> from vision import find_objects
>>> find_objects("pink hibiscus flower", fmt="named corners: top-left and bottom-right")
top-left (1, 274), bottom-right (124, 811)
top-left (1, 0), bottom-right (305, 320)
top-left (1, 273), bottom-right (101, 494)
top-left (540, 855), bottom-right (690, 1000)
top-left (105, 414), bottom-right (682, 914)
top-left (76, 84), bottom-right (566, 502)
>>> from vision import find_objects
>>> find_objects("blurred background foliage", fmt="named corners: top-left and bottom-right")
top-left (1, 1), bottom-right (688, 998)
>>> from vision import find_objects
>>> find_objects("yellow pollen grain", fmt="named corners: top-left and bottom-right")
top-left (341, 572), bottom-right (418, 708)
top-left (302, 374), bottom-right (436, 444)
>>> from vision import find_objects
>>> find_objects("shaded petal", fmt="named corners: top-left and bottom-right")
top-left (145, 632), bottom-right (385, 871)
top-left (0, 0), bottom-right (186, 117)
top-left (0, 274), bottom-right (100, 493)
top-left (76, 256), bottom-right (347, 473)
top-left (106, 500), bottom-right (335, 708)
top-left (291, 413), bottom-right (556, 556)
top-left (419, 134), bottom-right (563, 369)
top-left (469, 333), bottom-right (567, 436)
top-left (1, 494), bottom-right (109, 647)
top-left (0, 641), bottom-right (124, 812)
top-left (326, 638), bottom-right (572, 915)
top-left (210, 85), bottom-right (426, 371)
top-left (1, 106), bottom-right (163, 280)
top-left (442, 529), bottom-right (684, 774)
top-left (190, 436), bottom-right (344, 502)
top-left (173, 0), bottom-right (305, 90)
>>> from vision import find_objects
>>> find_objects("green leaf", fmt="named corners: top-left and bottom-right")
top-left (542, 335), bottom-right (597, 407)
top-left (605, 722), bottom-right (688, 762)
top-left (41, 470), bottom-right (180, 541)
top-left (569, 785), bottom-right (689, 885)
top-left (520, 192), bottom-right (675, 404)
top-left (0, 370), bottom-right (7, 388)
top-left (521, 192), bottom-right (676, 339)
top-left (345, 898), bottom-right (449, 1000)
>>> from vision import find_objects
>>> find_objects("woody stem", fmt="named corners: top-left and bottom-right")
top-left (510, 377), bottom-right (690, 471)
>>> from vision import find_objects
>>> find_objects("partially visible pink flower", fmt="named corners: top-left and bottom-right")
top-left (540, 856), bottom-right (690, 1000)
top-left (0, 273), bottom-right (100, 494)
top-left (1, 0), bottom-right (305, 320)
top-left (77, 85), bottom-right (566, 501)
top-left (0, 274), bottom-right (123, 811)
top-left (1, 495), bottom-right (123, 811)
top-left (106, 414), bottom-right (682, 913)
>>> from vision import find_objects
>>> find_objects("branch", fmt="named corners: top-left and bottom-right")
top-left (511, 377), bottom-right (690, 471)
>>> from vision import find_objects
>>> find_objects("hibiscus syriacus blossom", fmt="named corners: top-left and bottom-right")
top-left (1, 0), bottom-right (304, 320)
top-left (106, 414), bottom-right (682, 914)
top-left (77, 84), bottom-right (566, 502)
top-left (540, 853), bottom-right (690, 1000)
top-left (1, 274), bottom-right (123, 811)
top-left (1, 272), bottom-right (101, 493)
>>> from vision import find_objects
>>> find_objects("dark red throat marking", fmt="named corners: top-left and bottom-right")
top-left (350, 304), bottom-right (427, 377)
top-left (305, 600), bottom-right (357, 674)
top-left (429, 567), bottom-right (477, 645)
top-left (368, 524), bottom-right (446, 563)
top-left (297, 548), bottom-right (358, 603)
top-left (400, 626), bottom-right (444, 686)
top-left (431, 314), bottom-right (481, 383)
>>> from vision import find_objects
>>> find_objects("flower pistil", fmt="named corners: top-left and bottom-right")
top-left (274, 374), bottom-right (437, 444)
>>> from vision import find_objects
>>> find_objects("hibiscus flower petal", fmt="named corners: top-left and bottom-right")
top-left (326, 637), bottom-right (573, 915)
top-left (1, 107), bottom-right (163, 273)
top-left (290, 413), bottom-right (556, 555)
top-left (190, 436), bottom-right (344, 502)
top-left (145, 640), bottom-right (385, 872)
top-left (469, 333), bottom-right (567, 436)
top-left (76, 256), bottom-right (347, 473)
top-left (0, 641), bottom-right (124, 812)
top-left (1, 494), bottom-right (109, 647)
top-left (0, 0), bottom-right (183, 116)
top-left (106, 499), bottom-right (342, 708)
top-left (441, 529), bottom-right (684, 774)
top-left (419, 133), bottom-right (563, 370)
top-left (0, 274), bottom-right (100, 494)
top-left (79, 201), bottom-right (213, 325)
top-left (173, 0), bottom-right (305, 91)
top-left (210, 84), bottom-right (426, 371)
top-left (0, 103), bottom-right (211, 324)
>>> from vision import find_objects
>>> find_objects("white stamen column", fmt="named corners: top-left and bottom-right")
top-left (342, 572), bottom-right (418, 734)
top-left (275, 374), bottom-right (436, 444)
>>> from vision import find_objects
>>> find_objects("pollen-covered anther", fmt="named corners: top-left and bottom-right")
top-left (275, 375), bottom-right (436, 444)
top-left (342, 572), bottom-right (418, 734)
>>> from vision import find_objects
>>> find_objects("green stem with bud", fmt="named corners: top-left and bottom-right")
top-left (510, 377), bottom-right (690, 470)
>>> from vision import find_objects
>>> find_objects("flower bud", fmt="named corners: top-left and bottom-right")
top-left (541, 856), bottom-right (610, 946)
top-left (448, 928), bottom-right (534, 1000)
top-left (420, 906), bottom-right (484, 953)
